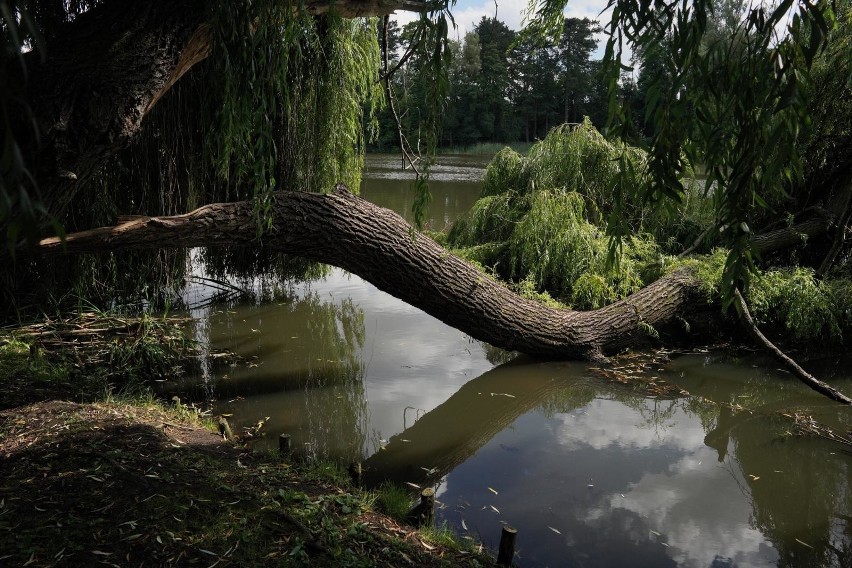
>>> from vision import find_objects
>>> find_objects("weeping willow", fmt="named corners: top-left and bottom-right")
top-left (450, 119), bottom-right (852, 340)
top-left (2, 2), bottom-right (385, 316)
top-left (448, 119), bottom-right (687, 309)
top-left (206, 2), bottom-right (383, 228)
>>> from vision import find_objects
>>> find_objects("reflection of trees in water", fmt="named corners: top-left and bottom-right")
top-left (298, 296), bottom-right (368, 463)
top-left (192, 291), bottom-right (369, 463)
top-left (362, 354), bottom-right (850, 565)
top-left (362, 359), bottom-right (585, 487)
top-left (481, 342), bottom-right (518, 366)
top-left (642, 354), bottom-right (852, 568)
top-left (723, 412), bottom-right (852, 567)
top-left (3, 243), bottom-right (333, 319)
top-left (197, 246), bottom-right (329, 305)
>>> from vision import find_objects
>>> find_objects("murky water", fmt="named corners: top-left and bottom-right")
top-left (178, 154), bottom-right (852, 567)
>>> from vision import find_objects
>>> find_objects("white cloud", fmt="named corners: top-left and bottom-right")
top-left (552, 398), bottom-right (707, 451)
top-left (389, 0), bottom-right (627, 61)
top-left (601, 449), bottom-right (778, 567)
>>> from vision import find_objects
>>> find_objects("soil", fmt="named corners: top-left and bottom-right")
top-left (0, 400), bottom-right (494, 567)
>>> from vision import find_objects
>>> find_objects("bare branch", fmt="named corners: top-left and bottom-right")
top-left (734, 289), bottom-right (852, 405)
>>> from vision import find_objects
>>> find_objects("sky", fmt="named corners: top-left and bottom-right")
top-left (391, 0), bottom-right (615, 57)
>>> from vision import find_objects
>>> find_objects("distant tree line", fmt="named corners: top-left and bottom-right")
top-left (370, 16), bottom-right (636, 151)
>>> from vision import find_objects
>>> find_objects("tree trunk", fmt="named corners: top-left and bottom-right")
top-left (39, 186), bottom-right (705, 360)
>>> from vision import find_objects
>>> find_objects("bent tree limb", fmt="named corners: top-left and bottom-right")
top-left (39, 187), bottom-right (704, 360)
top-left (733, 289), bottom-right (852, 405)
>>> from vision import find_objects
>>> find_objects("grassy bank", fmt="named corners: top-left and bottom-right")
top-left (0, 325), bottom-right (494, 567)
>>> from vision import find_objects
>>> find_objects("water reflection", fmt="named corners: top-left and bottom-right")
top-left (171, 154), bottom-right (852, 567)
top-left (361, 154), bottom-right (487, 231)
top-left (180, 290), bottom-right (368, 462)
top-left (361, 357), bottom-right (591, 487)
top-left (354, 355), bottom-right (851, 567)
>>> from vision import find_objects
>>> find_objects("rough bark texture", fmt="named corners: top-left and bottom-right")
top-left (39, 187), bottom-right (705, 359)
top-left (16, 0), bottom-right (431, 218)
top-left (22, 0), bottom-right (208, 216)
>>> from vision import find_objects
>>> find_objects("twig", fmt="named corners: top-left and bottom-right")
top-left (734, 289), bottom-right (852, 405)
top-left (817, 177), bottom-right (852, 276)
top-left (381, 15), bottom-right (421, 176)
top-left (678, 224), bottom-right (715, 257)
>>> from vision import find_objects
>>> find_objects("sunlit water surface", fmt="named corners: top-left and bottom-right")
top-left (174, 154), bottom-right (852, 567)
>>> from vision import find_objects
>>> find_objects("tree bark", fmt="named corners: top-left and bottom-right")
top-left (16, 0), bottom-right (432, 218)
top-left (38, 186), bottom-right (705, 360)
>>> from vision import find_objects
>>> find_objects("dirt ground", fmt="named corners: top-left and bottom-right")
top-left (0, 400), bottom-right (493, 567)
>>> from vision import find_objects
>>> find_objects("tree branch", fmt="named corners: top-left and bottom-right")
top-left (37, 187), bottom-right (704, 360)
top-left (817, 177), bottom-right (852, 276)
top-left (733, 289), bottom-right (851, 405)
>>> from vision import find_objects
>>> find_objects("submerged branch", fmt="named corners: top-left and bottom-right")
top-left (733, 289), bottom-right (852, 405)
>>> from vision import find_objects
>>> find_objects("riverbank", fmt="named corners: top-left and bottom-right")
top-left (0, 332), bottom-right (495, 567)
top-left (0, 398), bottom-right (495, 567)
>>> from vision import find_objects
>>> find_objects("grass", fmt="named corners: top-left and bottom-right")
top-left (0, 311), bottom-right (496, 567)
top-left (374, 483), bottom-right (413, 521)
top-left (0, 400), bottom-right (495, 567)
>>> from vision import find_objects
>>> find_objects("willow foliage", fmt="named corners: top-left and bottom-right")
top-left (208, 3), bottom-right (382, 231)
top-left (524, 0), bottom-right (841, 306)
top-left (448, 122), bottom-right (673, 309)
top-left (746, 268), bottom-right (852, 341)
top-left (3, 3), bottom-right (386, 313)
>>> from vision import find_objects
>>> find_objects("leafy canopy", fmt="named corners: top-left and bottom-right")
top-left (524, 0), bottom-right (842, 305)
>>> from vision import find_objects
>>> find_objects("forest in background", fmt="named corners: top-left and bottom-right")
top-left (370, 0), bottom-right (750, 152)
top-left (369, 15), bottom-right (606, 151)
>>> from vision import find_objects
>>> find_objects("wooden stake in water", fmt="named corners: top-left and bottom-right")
top-left (408, 487), bottom-right (436, 526)
top-left (497, 526), bottom-right (517, 565)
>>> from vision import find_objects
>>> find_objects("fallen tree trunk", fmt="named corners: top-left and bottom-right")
top-left (39, 186), bottom-right (705, 360)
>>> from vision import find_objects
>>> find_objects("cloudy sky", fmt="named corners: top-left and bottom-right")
top-left (392, 0), bottom-right (613, 48)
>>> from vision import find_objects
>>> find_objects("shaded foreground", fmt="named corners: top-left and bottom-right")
top-left (0, 400), bottom-right (493, 567)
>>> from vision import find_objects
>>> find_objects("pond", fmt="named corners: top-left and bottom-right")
top-left (176, 153), bottom-right (852, 567)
